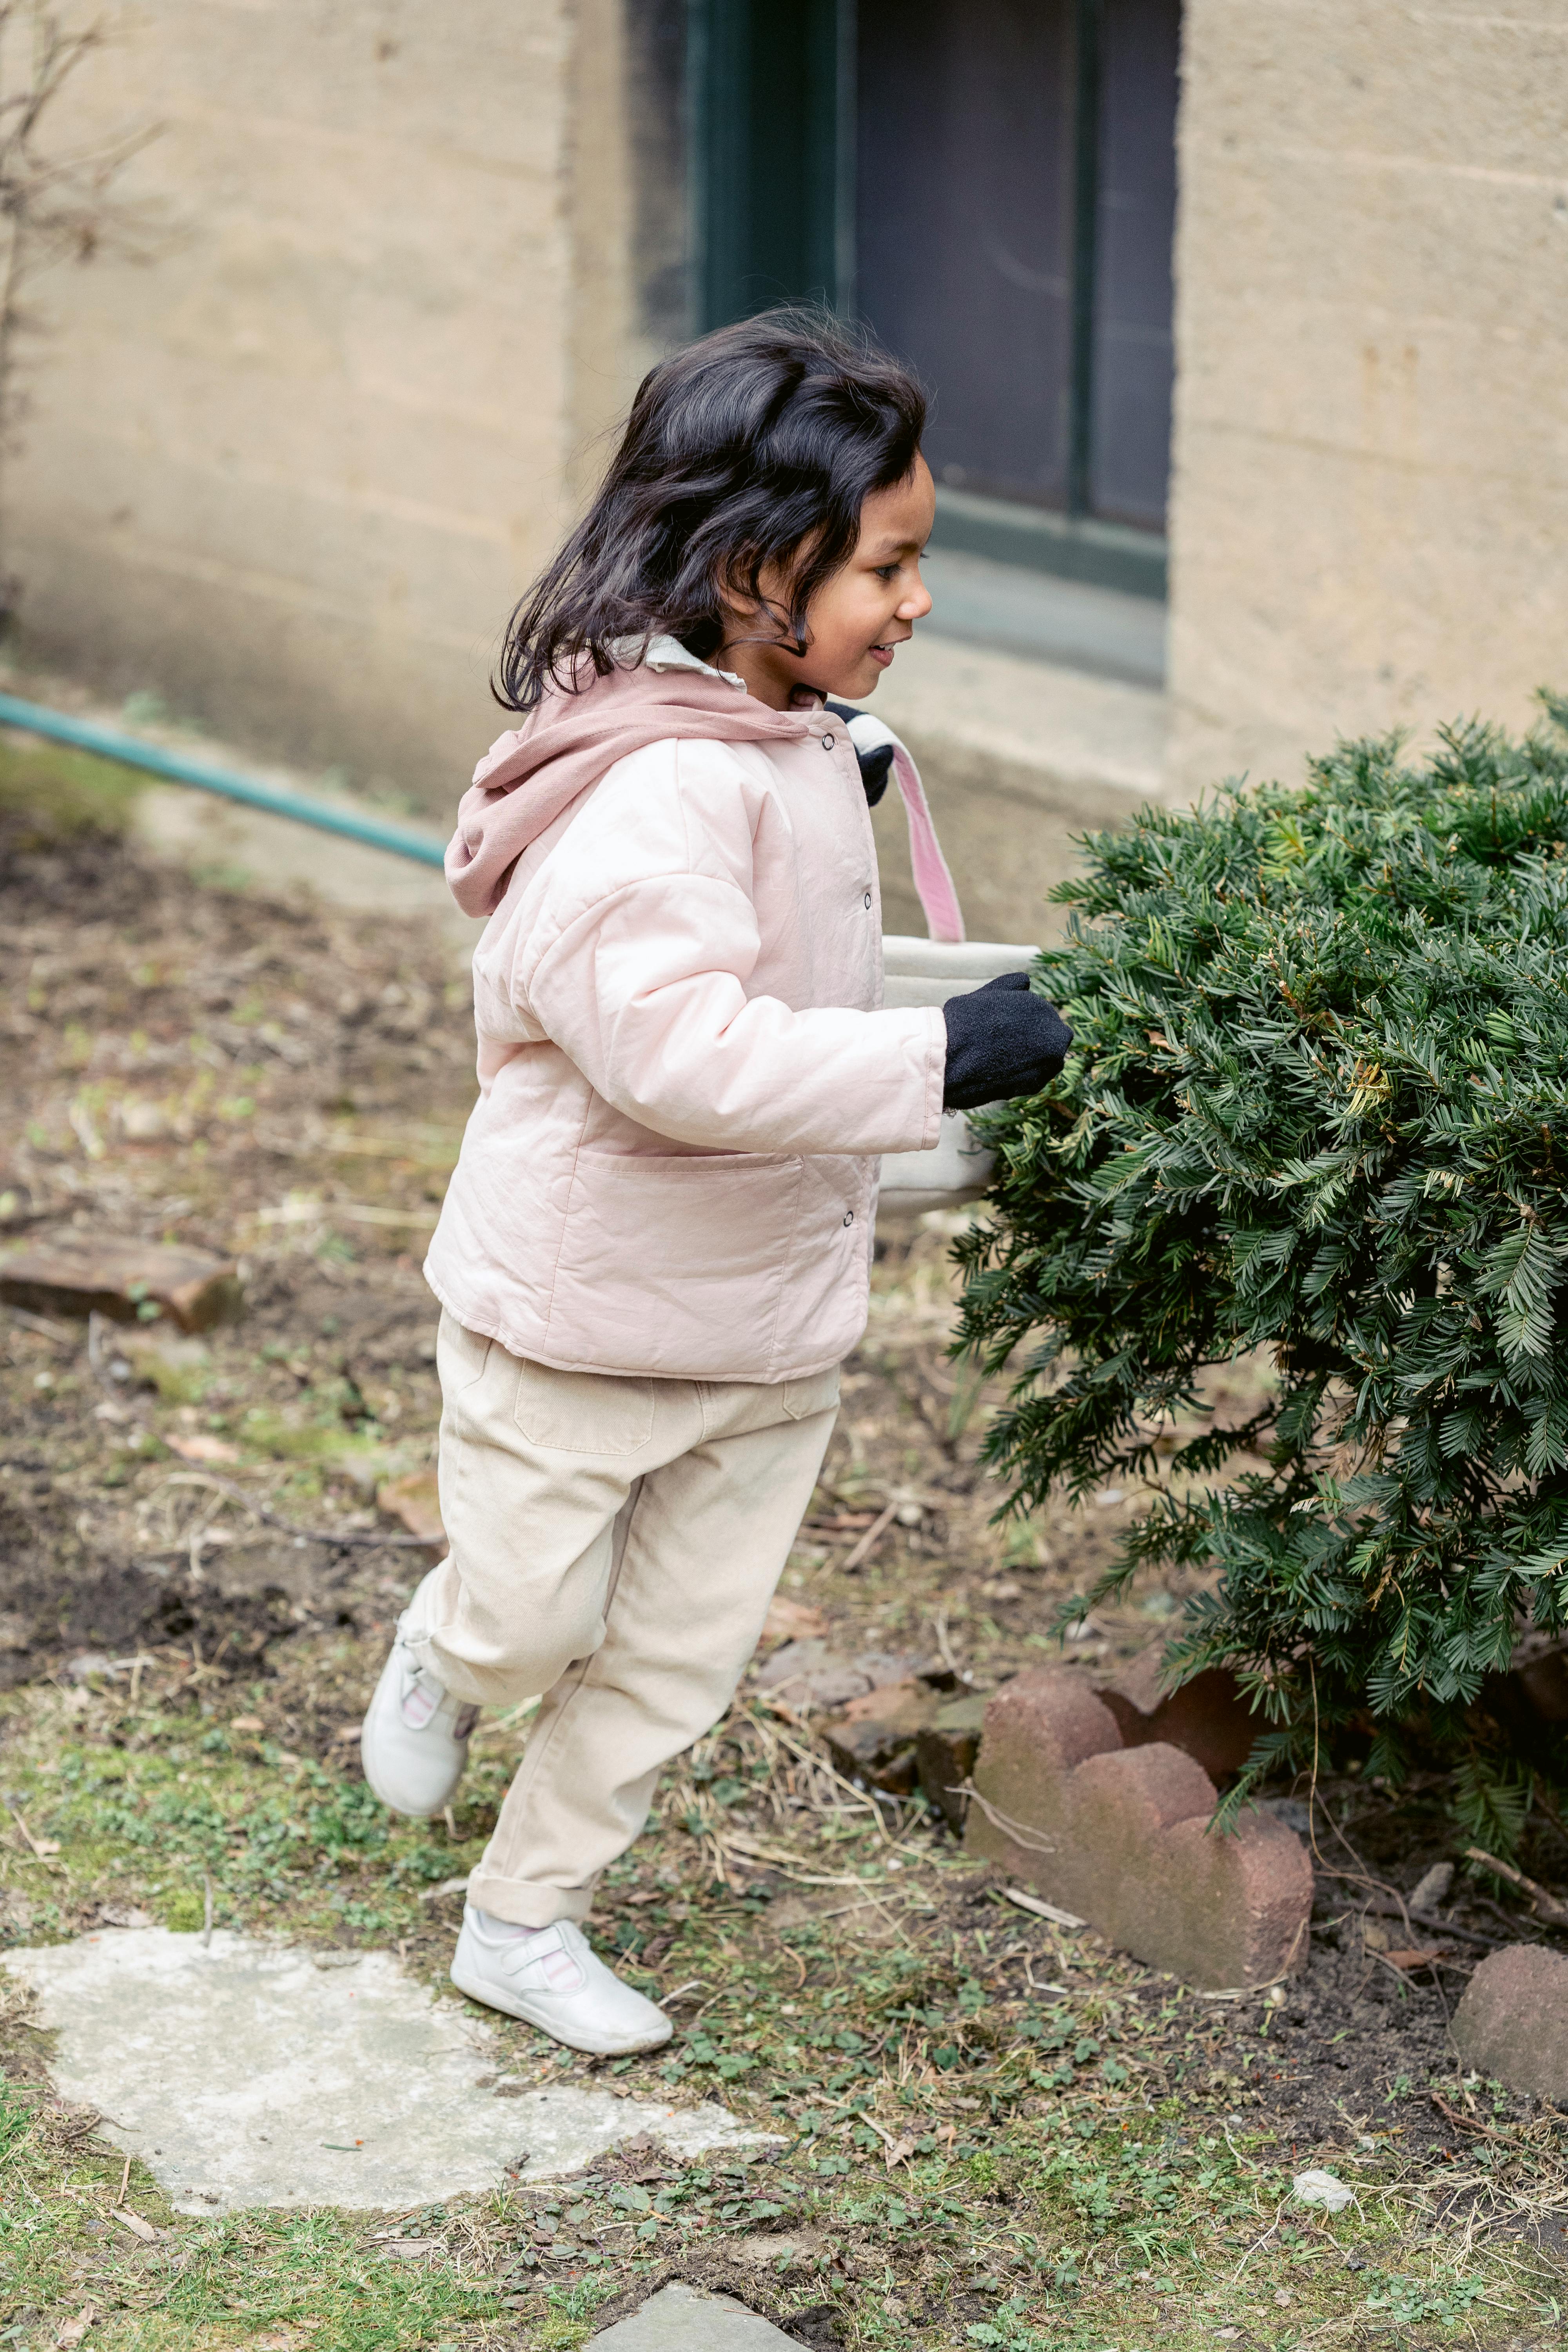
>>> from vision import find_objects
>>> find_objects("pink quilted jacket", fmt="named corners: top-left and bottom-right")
top-left (424, 643), bottom-right (947, 1381)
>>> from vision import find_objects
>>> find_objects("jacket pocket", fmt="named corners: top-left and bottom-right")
top-left (545, 1148), bottom-right (810, 1380)
top-left (513, 1357), bottom-right (655, 1454)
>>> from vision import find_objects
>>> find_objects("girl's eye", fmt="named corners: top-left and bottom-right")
top-left (875, 564), bottom-right (900, 582)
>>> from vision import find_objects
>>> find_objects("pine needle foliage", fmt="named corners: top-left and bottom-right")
top-left (954, 704), bottom-right (1568, 1821)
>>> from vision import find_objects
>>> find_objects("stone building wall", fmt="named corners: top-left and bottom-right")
top-left (1167, 0), bottom-right (1568, 798)
top-left (15, 2), bottom-right (1568, 904)
top-left (6, 0), bottom-right (648, 798)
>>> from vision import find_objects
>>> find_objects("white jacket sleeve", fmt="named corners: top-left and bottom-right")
top-left (526, 869), bottom-right (946, 1156)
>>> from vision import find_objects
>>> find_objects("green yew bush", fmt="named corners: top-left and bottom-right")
top-left (955, 703), bottom-right (1568, 1837)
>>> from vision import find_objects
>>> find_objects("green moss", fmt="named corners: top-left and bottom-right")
top-left (0, 730), bottom-right (144, 844)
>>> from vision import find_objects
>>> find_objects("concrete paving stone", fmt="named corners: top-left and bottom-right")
top-left (1450, 1943), bottom-right (1568, 2102)
top-left (2, 1929), bottom-right (775, 2213)
top-left (751, 1641), bottom-right (919, 1713)
top-left (588, 2281), bottom-right (804, 2347)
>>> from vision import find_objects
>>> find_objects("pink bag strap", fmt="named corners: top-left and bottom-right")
top-left (892, 742), bottom-right (965, 944)
top-left (838, 708), bottom-right (965, 943)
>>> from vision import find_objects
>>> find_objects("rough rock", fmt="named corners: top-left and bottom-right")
top-left (1094, 1650), bottom-right (1259, 1780)
top-left (819, 1677), bottom-right (937, 1794)
top-left (965, 1667), bottom-right (1311, 1989)
top-left (1450, 1943), bottom-right (1568, 2101)
top-left (0, 1237), bottom-right (242, 1331)
top-left (752, 1641), bottom-right (919, 1713)
top-left (915, 1691), bottom-right (988, 1830)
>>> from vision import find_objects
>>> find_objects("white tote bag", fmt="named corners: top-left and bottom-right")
top-left (839, 712), bottom-right (1040, 1216)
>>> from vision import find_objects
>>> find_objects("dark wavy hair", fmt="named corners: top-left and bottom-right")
top-left (493, 308), bottom-right (927, 713)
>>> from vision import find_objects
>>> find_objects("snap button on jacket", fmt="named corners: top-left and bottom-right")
top-left (426, 657), bottom-right (946, 1383)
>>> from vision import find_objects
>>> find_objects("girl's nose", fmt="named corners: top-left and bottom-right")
top-left (898, 575), bottom-right (933, 622)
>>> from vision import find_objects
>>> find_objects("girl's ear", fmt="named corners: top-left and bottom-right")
top-left (715, 552), bottom-right (802, 653)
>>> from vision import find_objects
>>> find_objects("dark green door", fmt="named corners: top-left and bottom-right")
top-left (690, 0), bottom-right (848, 328)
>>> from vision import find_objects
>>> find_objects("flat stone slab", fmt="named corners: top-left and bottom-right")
top-left (2, 1929), bottom-right (772, 2213)
top-left (0, 1236), bottom-right (242, 1331)
top-left (590, 2281), bottom-right (803, 2346)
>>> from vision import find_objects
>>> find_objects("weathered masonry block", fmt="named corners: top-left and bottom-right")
top-left (1451, 1944), bottom-right (1568, 2103)
top-left (965, 1668), bottom-right (1311, 1990)
top-left (1095, 1652), bottom-right (1259, 1782)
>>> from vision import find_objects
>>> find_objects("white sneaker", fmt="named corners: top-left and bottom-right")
top-left (359, 1622), bottom-right (477, 1818)
top-left (450, 1906), bottom-right (674, 2056)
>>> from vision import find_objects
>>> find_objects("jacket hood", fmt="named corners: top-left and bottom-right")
top-left (446, 654), bottom-right (824, 918)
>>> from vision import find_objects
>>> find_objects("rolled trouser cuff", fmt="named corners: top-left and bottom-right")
top-left (464, 1868), bottom-right (594, 1930)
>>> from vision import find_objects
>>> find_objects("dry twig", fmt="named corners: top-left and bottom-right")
top-left (1464, 1845), bottom-right (1568, 1929)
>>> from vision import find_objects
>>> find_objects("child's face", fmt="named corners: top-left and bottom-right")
top-left (721, 456), bottom-right (936, 710)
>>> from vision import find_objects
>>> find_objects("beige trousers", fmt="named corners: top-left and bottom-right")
top-left (407, 1311), bottom-right (839, 1928)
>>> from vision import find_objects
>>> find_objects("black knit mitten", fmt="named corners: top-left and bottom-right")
top-left (942, 971), bottom-right (1073, 1110)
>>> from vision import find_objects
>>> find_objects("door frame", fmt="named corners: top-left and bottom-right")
top-left (687, 0), bottom-right (857, 330)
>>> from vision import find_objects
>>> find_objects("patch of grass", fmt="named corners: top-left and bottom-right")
top-left (2, 1701), bottom-right (483, 1944)
top-left (0, 2083), bottom-right (1556, 2352)
top-left (0, 732), bottom-right (144, 844)
top-left (2, 1673), bottom-right (1564, 2350)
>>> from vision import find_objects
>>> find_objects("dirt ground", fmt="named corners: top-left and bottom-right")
top-left (2, 740), bottom-right (1566, 2351)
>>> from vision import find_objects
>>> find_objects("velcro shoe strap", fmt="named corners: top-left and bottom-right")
top-left (399, 1675), bottom-right (441, 1730)
top-left (512, 1926), bottom-right (586, 1994)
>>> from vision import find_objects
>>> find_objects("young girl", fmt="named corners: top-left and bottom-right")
top-left (361, 311), bottom-right (1071, 2054)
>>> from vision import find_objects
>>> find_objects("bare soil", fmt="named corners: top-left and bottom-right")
top-left (2, 758), bottom-right (1566, 2347)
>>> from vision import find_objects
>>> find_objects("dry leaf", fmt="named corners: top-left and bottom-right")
top-left (164, 1433), bottom-right (240, 1465)
top-left (229, 1716), bottom-right (265, 1734)
top-left (56, 2308), bottom-right (96, 2348)
top-left (112, 2207), bottom-right (158, 2242)
top-left (377, 1468), bottom-right (445, 1548)
top-left (1384, 1946), bottom-right (1448, 1970)
top-left (881, 2134), bottom-right (916, 2169)
top-left (761, 1593), bottom-right (828, 1645)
